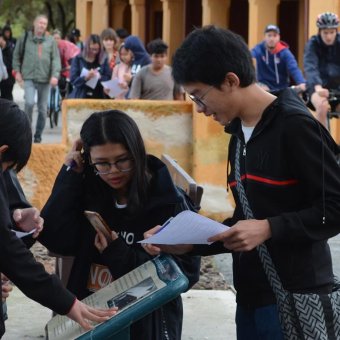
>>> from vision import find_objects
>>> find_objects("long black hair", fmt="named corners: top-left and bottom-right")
top-left (80, 110), bottom-right (150, 212)
top-left (0, 99), bottom-right (32, 172)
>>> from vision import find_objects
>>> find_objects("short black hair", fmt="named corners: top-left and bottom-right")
top-left (115, 28), bottom-right (129, 39)
top-left (172, 25), bottom-right (255, 88)
top-left (147, 38), bottom-right (168, 55)
top-left (0, 99), bottom-right (32, 172)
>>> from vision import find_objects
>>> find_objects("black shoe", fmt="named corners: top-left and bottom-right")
top-left (34, 137), bottom-right (41, 143)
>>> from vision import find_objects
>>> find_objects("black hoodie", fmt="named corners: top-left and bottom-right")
top-left (39, 155), bottom-right (200, 340)
top-left (193, 89), bottom-right (340, 307)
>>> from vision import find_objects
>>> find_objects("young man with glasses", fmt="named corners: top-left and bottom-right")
top-left (144, 25), bottom-right (340, 340)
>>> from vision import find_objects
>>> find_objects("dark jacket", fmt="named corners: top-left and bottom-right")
top-left (251, 41), bottom-right (305, 92)
top-left (68, 53), bottom-right (111, 99)
top-left (304, 34), bottom-right (340, 93)
top-left (193, 89), bottom-right (340, 308)
top-left (39, 155), bottom-right (200, 340)
top-left (124, 35), bottom-right (151, 76)
top-left (0, 171), bottom-right (75, 338)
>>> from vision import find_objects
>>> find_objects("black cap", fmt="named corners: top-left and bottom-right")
top-left (264, 24), bottom-right (280, 34)
top-left (71, 28), bottom-right (81, 37)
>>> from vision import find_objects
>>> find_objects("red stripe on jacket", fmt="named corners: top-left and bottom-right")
top-left (229, 174), bottom-right (298, 187)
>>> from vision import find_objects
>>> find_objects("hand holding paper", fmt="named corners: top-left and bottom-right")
top-left (139, 211), bottom-right (229, 245)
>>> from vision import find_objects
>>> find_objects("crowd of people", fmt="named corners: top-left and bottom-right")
top-left (0, 10), bottom-right (339, 340)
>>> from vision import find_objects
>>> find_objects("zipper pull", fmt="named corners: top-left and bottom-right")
top-left (243, 144), bottom-right (246, 156)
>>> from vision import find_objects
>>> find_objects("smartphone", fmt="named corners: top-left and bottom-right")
top-left (84, 210), bottom-right (113, 241)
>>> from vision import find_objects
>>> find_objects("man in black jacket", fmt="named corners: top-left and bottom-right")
top-left (0, 31), bottom-right (15, 101)
top-left (304, 12), bottom-right (340, 128)
top-left (145, 25), bottom-right (340, 340)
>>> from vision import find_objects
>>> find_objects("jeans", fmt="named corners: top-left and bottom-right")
top-left (236, 304), bottom-right (284, 340)
top-left (24, 80), bottom-right (50, 142)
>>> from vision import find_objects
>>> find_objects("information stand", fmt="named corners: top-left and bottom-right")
top-left (46, 255), bottom-right (189, 340)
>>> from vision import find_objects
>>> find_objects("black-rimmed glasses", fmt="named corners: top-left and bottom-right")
top-left (90, 157), bottom-right (134, 175)
top-left (188, 85), bottom-right (214, 108)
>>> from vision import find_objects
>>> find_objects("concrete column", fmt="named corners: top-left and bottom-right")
top-left (129, 0), bottom-right (146, 41)
top-left (161, 0), bottom-right (185, 58)
top-left (76, 0), bottom-right (87, 38)
top-left (92, 0), bottom-right (109, 34)
top-left (202, 0), bottom-right (230, 27)
top-left (307, 0), bottom-right (339, 37)
top-left (111, 0), bottom-right (128, 29)
top-left (248, 0), bottom-right (280, 49)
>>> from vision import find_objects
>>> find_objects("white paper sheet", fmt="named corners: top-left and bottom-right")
top-left (101, 79), bottom-right (125, 98)
top-left (139, 210), bottom-right (229, 245)
top-left (80, 67), bottom-right (100, 89)
top-left (14, 229), bottom-right (36, 239)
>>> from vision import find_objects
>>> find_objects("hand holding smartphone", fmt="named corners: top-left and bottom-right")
top-left (84, 210), bottom-right (118, 242)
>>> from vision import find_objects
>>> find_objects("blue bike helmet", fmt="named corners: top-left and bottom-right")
top-left (316, 12), bottom-right (339, 29)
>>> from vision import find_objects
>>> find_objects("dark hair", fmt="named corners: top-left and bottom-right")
top-left (0, 99), bottom-right (32, 172)
top-left (172, 25), bottom-right (255, 88)
top-left (80, 110), bottom-right (149, 212)
top-left (116, 28), bottom-right (129, 39)
top-left (82, 34), bottom-right (104, 63)
top-left (100, 28), bottom-right (118, 44)
top-left (71, 28), bottom-right (81, 37)
top-left (147, 38), bottom-right (168, 55)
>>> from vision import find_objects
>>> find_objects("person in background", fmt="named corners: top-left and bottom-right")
top-left (70, 28), bottom-right (83, 51)
top-left (251, 24), bottom-right (305, 95)
top-left (38, 110), bottom-right (200, 340)
top-left (106, 44), bottom-right (132, 99)
top-left (0, 31), bottom-right (14, 101)
top-left (304, 12), bottom-right (340, 128)
top-left (100, 28), bottom-right (118, 71)
top-left (123, 35), bottom-right (150, 90)
top-left (52, 29), bottom-right (80, 98)
top-left (2, 25), bottom-right (16, 50)
top-left (13, 14), bottom-right (60, 143)
top-left (68, 34), bottom-right (111, 99)
top-left (115, 28), bottom-right (129, 47)
top-left (129, 38), bottom-right (184, 100)
top-left (0, 99), bottom-right (116, 337)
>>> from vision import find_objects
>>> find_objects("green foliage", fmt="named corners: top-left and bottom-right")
top-left (0, 0), bottom-right (75, 38)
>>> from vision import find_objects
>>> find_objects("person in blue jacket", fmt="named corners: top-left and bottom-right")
top-left (251, 24), bottom-right (305, 94)
top-left (304, 12), bottom-right (340, 128)
top-left (68, 34), bottom-right (111, 99)
top-left (123, 35), bottom-right (151, 84)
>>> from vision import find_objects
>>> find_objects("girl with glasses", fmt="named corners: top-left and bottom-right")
top-left (39, 110), bottom-right (200, 340)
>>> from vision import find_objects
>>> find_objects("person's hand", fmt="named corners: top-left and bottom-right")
top-left (208, 219), bottom-right (272, 252)
top-left (123, 73), bottom-right (132, 84)
top-left (1, 275), bottom-right (12, 302)
top-left (296, 83), bottom-right (306, 92)
top-left (66, 299), bottom-right (117, 330)
top-left (85, 69), bottom-right (97, 80)
top-left (118, 82), bottom-right (128, 89)
top-left (15, 72), bottom-right (23, 85)
top-left (50, 77), bottom-right (58, 87)
top-left (315, 87), bottom-right (329, 98)
top-left (94, 230), bottom-right (118, 253)
top-left (142, 226), bottom-right (194, 256)
top-left (64, 139), bottom-right (84, 173)
top-left (13, 207), bottom-right (44, 238)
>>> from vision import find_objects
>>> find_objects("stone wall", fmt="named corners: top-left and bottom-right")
top-left (18, 99), bottom-right (234, 221)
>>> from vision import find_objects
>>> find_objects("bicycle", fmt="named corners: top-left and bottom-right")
top-left (47, 86), bottom-right (61, 129)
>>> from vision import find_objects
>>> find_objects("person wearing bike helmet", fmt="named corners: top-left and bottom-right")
top-left (304, 12), bottom-right (340, 127)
